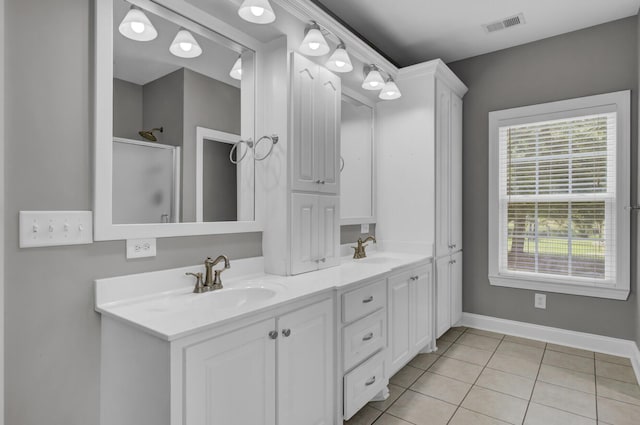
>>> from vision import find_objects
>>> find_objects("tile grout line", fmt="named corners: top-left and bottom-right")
top-left (444, 329), bottom-right (509, 425)
top-left (521, 341), bottom-right (547, 425)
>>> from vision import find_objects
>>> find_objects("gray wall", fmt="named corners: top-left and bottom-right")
top-left (113, 78), bottom-right (142, 140)
top-left (449, 16), bottom-right (638, 340)
top-left (637, 13), bottom-right (640, 349)
top-left (4, 2), bottom-right (262, 425)
top-left (341, 224), bottom-right (376, 244)
top-left (203, 141), bottom-right (237, 222)
top-left (182, 68), bottom-right (241, 222)
top-left (143, 69), bottom-right (184, 147)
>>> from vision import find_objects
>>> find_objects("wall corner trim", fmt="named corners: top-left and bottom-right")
top-left (460, 312), bottom-right (640, 385)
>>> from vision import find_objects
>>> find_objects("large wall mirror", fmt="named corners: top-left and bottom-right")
top-left (340, 90), bottom-right (375, 225)
top-left (95, 0), bottom-right (261, 240)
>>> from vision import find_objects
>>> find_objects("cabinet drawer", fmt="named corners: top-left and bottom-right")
top-left (343, 351), bottom-right (386, 420)
top-left (342, 280), bottom-right (385, 323)
top-left (343, 310), bottom-right (386, 372)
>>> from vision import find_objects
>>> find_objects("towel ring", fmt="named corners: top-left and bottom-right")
top-left (229, 138), bottom-right (252, 164)
top-left (254, 135), bottom-right (279, 161)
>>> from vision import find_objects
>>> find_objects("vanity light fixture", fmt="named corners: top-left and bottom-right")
top-left (299, 22), bottom-right (330, 56)
top-left (362, 65), bottom-right (385, 90)
top-left (169, 29), bottom-right (203, 58)
top-left (379, 77), bottom-right (402, 100)
top-left (118, 5), bottom-right (158, 41)
top-left (326, 43), bottom-right (353, 73)
top-left (238, 0), bottom-right (276, 24)
top-left (229, 56), bottom-right (242, 80)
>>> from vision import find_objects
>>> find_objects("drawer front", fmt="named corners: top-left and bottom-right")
top-left (343, 310), bottom-right (386, 372)
top-left (343, 351), bottom-right (386, 420)
top-left (342, 280), bottom-right (386, 323)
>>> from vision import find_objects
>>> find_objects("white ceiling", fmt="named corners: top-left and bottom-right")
top-left (312, 0), bottom-right (640, 66)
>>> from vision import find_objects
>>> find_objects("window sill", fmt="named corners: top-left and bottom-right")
top-left (489, 275), bottom-right (629, 300)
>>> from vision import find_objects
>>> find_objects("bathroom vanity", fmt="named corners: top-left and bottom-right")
top-left (92, 0), bottom-right (464, 423)
top-left (96, 252), bottom-right (433, 425)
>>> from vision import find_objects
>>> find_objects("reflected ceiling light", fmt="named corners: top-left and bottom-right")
top-left (118, 6), bottom-right (157, 41)
top-left (379, 77), bottom-right (402, 100)
top-left (238, 0), bottom-right (276, 24)
top-left (326, 43), bottom-right (353, 73)
top-left (362, 65), bottom-right (385, 90)
top-left (230, 56), bottom-right (242, 80)
top-left (299, 22), bottom-right (330, 56)
top-left (169, 29), bottom-right (202, 58)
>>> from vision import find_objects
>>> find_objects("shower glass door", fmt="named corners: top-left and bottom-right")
top-left (112, 138), bottom-right (180, 224)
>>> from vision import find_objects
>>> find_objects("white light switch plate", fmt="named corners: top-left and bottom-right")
top-left (361, 223), bottom-right (370, 234)
top-left (19, 211), bottom-right (93, 248)
top-left (534, 293), bottom-right (547, 309)
top-left (126, 238), bottom-right (157, 259)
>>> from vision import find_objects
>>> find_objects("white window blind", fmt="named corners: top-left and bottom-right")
top-left (488, 91), bottom-right (630, 300)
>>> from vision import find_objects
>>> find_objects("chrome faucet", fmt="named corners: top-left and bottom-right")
top-left (185, 255), bottom-right (231, 293)
top-left (352, 236), bottom-right (376, 259)
top-left (204, 255), bottom-right (230, 291)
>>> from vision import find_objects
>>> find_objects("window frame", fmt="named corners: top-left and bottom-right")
top-left (488, 91), bottom-right (631, 300)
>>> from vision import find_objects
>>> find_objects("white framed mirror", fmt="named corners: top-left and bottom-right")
top-left (94, 0), bottom-right (262, 240)
top-left (340, 88), bottom-right (376, 225)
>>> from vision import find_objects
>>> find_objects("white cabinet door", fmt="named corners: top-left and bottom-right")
top-left (388, 272), bottom-right (411, 376)
top-left (291, 193), bottom-right (319, 275)
top-left (450, 93), bottom-right (463, 252)
top-left (291, 53), bottom-right (319, 192)
top-left (318, 195), bottom-right (340, 269)
top-left (435, 80), bottom-right (452, 258)
top-left (411, 265), bottom-right (432, 352)
top-left (450, 252), bottom-right (463, 326)
top-left (435, 256), bottom-right (451, 338)
top-left (315, 67), bottom-right (340, 195)
top-left (184, 319), bottom-right (276, 425)
top-left (277, 299), bottom-right (334, 425)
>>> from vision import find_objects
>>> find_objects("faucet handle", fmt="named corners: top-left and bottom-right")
top-left (186, 272), bottom-right (206, 293)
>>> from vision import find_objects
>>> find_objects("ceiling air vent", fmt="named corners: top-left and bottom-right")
top-left (482, 13), bottom-right (526, 33)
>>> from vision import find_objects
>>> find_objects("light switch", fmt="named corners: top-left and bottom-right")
top-left (19, 211), bottom-right (93, 248)
top-left (361, 223), bottom-right (370, 234)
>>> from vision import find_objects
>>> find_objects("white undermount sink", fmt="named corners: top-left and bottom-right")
top-left (354, 256), bottom-right (400, 265)
top-left (143, 282), bottom-right (283, 314)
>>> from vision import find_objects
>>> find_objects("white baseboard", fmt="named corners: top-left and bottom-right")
top-left (461, 312), bottom-right (640, 385)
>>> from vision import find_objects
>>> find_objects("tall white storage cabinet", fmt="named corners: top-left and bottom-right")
top-left (289, 53), bottom-right (341, 275)
top-left (435, 79), bottom-right (464, 338)
top-left (376, 59), bottom-right (467, 341)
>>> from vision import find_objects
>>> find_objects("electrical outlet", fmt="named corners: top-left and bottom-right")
top-left (361, 223), bottom-right (370, 234)
top-left (126, 238), bottom-right (157, 259)
top-left (534, 293), bottom-right (547, 309)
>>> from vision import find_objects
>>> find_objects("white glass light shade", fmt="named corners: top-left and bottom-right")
top-left (379, 79), bottom-right (402, 100)
top-left (169, 29), bottom-right (202, 59)
top-left (238, 0), bottom-right (276, 24)
top-left (230, 57), bottom-right (242, 80)
top-left (326, 45), bottom-right (353, 73)
top-left (362, 67), bottom-right (385, 90)
top-left (118, 6), bottom-right (157, 42)
top-left (299, 24), bottom-right (330, 56)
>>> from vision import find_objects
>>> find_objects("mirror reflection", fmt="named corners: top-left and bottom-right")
top-left (112, 1), bottom-right (255, 224)
top-left (341, 94), bottom-right (374, 221)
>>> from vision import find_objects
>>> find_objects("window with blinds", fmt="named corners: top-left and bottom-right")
top-left (488, 91), bottom-right (630, 300)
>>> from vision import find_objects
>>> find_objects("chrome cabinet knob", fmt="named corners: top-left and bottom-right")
top-left (282, 329), bottom-right (291, 337)
top-left (268, 331), bottom-right (278, 340)
top-left (365, 376), bottom-right (376, 386)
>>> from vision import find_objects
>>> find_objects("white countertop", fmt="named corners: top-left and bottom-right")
top-left (95, 251), bottom-right (431, 341)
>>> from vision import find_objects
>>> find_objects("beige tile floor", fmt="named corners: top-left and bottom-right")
top-left (345, 327), bottom-right (640, 425)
